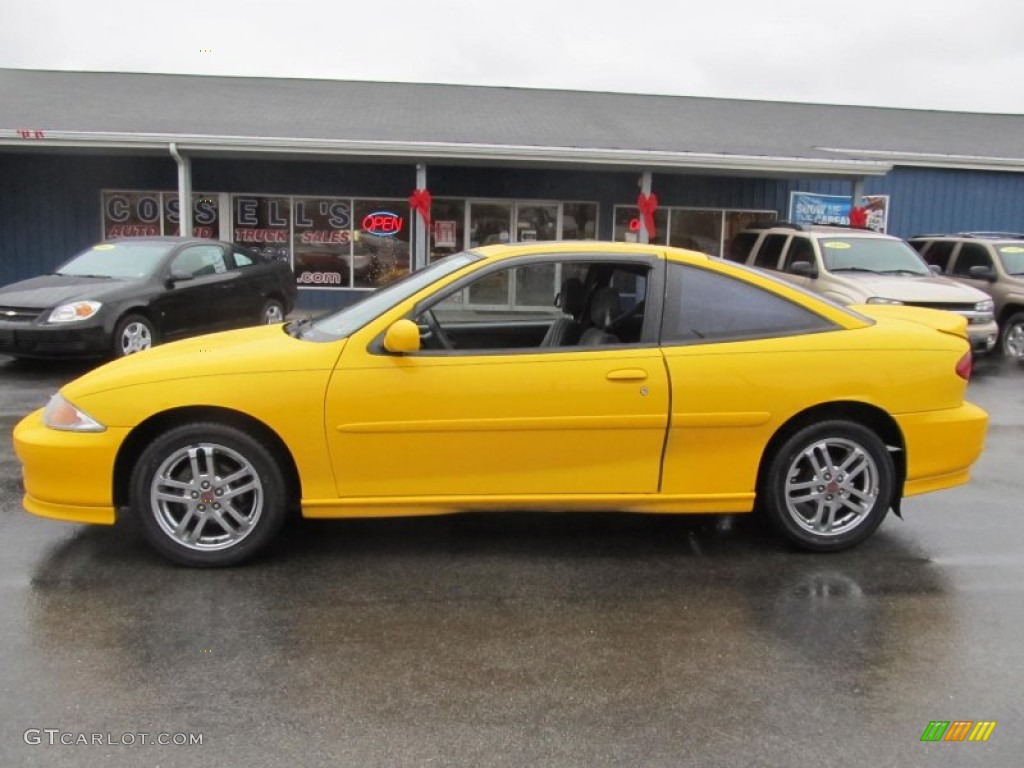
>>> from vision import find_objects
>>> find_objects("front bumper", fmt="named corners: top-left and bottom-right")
top-left (13, 408), bottom-right (125, 524)
top-left (0, 320), bottom-right (109, 358)
top-left (966, 319), bottom-right (998, 354)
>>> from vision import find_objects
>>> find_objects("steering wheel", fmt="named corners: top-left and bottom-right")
top-left (423, 309), bottom-right (454, 350)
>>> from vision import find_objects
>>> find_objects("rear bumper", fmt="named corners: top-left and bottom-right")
top-left (897, 402), bottom-right (988, 497)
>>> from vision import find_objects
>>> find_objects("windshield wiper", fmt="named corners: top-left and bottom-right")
top-left (877, 269), bottom-right (928, 276)
top-left (285, 316), bottom-right (313, 339)
top-left (830, 267), bottom-right (880, 273)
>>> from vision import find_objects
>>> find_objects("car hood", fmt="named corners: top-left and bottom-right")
top-left (834, 273), bottom-right (989, 303)
top-left (0, 274), bottom-right (139, 308)
top-left (62, 324), bottom-right (346, 400)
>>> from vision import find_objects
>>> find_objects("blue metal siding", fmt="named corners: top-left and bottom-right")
top-left (4, 152), bottom-right (1024, 314)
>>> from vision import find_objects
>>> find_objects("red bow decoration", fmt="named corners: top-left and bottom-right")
top-left (849, 206), bottom-right (868, 227)
top-left (637, 192), bottom-right (659, 239)
top-left (408, 188), bottom-right (432, 229)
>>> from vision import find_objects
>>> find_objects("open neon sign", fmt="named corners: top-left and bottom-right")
top-left (361, 211), bottom-right (404, 237)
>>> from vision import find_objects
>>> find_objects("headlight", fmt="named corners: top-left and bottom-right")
top-left (42, 393), bottom-right (106, 432)
top-left (48, 301), bottom-right (102, 323)
top-left (975, 300), bottom-right (995, 313)
top-left (866, 297), bottom-right (904, 305)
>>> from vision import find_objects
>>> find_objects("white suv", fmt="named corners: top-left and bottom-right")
top-left (727, 223), bottom-right (998, 353)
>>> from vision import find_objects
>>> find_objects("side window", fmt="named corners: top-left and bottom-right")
top-left (170, 245), bottom-right (227, 278)
top-left (661, 263), bottom-right (835, 344)
top-left (726, 232), bottom-right (759, 262)
top-left (951, 243), bottom-right (994, 276)
top-left (418, 260), bottom-right (650, 351)
top-left (232, 248), bottom-right (258, 268)
top-left (920, 241), bottom-right (955, 272)
top-left (782, 236), bottom-right (814, 272)
top-left (752, 234), bottom-right (788, 270)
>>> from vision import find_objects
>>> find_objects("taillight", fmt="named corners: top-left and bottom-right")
top-left (956, 351), bottom-right (973, 381)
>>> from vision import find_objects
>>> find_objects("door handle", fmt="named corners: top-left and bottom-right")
top-left (606, 369), bottom-right (648, 381)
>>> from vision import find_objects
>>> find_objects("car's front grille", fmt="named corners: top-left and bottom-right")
top-left (906, 302), bottom-right (977, 313)
top-left (0, 306), bottom-right (43, 322)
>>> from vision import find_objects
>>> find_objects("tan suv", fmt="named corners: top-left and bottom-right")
top-left (907, 233), bottom-right (1024, 359)
top-left (727, 223), bottom-right (998, 353)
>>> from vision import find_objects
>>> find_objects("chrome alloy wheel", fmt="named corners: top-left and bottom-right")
top-left (262, 301), bottom-right (285, 324)
top-left (150, 442), bottom-right (264, 552)
top-left (782, 437), bottom-right (881, 537)
top-left (120, 321), bottom-right (153, 354)
top-left (1003, 318), bottom-right (1024, 359)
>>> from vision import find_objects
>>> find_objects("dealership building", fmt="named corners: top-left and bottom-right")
top-left (2, 68), bottom-right (1023, 310)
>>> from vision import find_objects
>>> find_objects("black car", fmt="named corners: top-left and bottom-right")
top-left (0, 237), bottom-right (297, 359)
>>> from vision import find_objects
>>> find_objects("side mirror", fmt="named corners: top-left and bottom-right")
top-left (968, 265), bottom-right (997, 281)
top-left (383, 319), bottom-right (421, 354)
top-left (928, 264), bottom-right (942, 274)
top-left (167, 268), bottom-right (194, 286)
top-left (789, 260), bottom-right (817, 278)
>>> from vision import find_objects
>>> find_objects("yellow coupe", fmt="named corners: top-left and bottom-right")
top-left (14, 242), bottom-right (987, 566)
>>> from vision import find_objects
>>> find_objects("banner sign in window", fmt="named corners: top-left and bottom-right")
top-left (233, 196), bottom-right (291, 262)
top-left (102, 191), bottom-right (220, 239)
top-left (292, 197), bottom-right (352, 287)
top-left (789, 192), bottom-right (889, 232)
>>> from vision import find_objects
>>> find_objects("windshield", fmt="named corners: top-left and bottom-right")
top-left (996, 243), bottom-right (1024, 275)
top-left (57, 242), bottom-right (170, 279)
top-left (304, 252), bottom-right (481, 340)
top-left (820, 237), bottom-right (931, 276)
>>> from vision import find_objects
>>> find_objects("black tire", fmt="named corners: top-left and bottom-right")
top-left (260, 299), bottom-right (285, 325)
top-left (130, 422), bottom-right (289, 566)
top-left (999, 311), bottom-right (1024, 359)
top-left (760, 420), bottom-right (894, 552)
top-left (113, 314), bottom-right (156, 357)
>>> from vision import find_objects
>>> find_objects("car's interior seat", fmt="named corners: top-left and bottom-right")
top-left (540, 276), bottom-right (587, 347)
top-left (578, 286), bottom-right (622, 345)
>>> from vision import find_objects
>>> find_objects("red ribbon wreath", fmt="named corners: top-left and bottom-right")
top-left (637, 192), bottom-right (659, 239)
top-left (408, 188), bottom-right (432, 229)
top-left (849, 206), bottom-right (868, 228)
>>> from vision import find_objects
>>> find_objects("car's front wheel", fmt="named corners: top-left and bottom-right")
top-left (113, 314), bottom-right (156, 357)
top-left (130, 422), bottom-right (289, 566)
top-left (999, 311), bottom-right (1024, 359)
top-left (760, 421), bottom-right (894, 552)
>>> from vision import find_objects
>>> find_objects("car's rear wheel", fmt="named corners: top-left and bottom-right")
top-left (999, 311), bottom-right (1024, 359)
top-left (113, 314), bottom-right (155, 357)
top-left (260, 299), bottom-right (285, 324)
top-left (130, 422), bottom-right (288, 566)
top-left (761, 421), bottom-right (894, 552)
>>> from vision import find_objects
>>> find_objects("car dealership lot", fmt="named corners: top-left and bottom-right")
top-left (1, 355), bottom-right (1022, 767)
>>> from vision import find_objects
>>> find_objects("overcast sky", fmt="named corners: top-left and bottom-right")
top-left (2, 0), bottom-right (1022, 114)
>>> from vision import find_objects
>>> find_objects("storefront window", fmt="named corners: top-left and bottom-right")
top-left (429, 199), bottom-right (465, 263)
top-left (232, 195), bottom-right (291, 263)
top-left (292, 197), bottom-right (352, 288)
top-left (669, 209), bottom-right (722, 255)
top-left (163, 193), bottom-right (219, 239)
top-left (613, 206), bottom-right (668, 244)
top-left (561, 203), bottom-right (598, 240)
top-left (102, 191), bottom-right (163, 238)
top-left (352, 199), bottom-right (411, 288)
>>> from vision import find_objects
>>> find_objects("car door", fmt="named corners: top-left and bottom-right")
top-left (150, 244), bottom-right (230, 339)
top-left (322, 255), bottom-right (670, 498)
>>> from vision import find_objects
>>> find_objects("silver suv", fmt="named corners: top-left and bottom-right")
top-left (727, 223), bottom-right (998, 353)
top-left (907, 232), bottom-right (1024, 358)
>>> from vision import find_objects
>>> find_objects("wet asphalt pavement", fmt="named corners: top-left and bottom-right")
top-left (0, 355), bottom-right (1021, 768)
